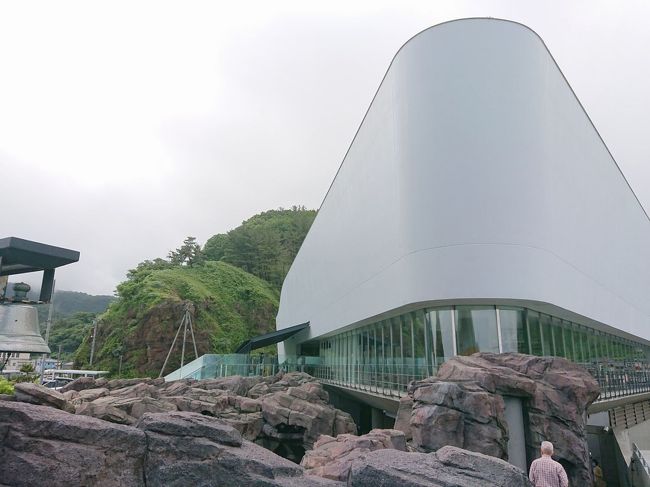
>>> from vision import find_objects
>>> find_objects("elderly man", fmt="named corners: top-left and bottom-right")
top-left (528, 441), bottom-right (569, 487)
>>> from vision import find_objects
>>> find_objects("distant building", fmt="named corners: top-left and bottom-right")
top-left (275, 18), bottom-right (650, 389)
top-left (0, 351), bottom-right (33, 372)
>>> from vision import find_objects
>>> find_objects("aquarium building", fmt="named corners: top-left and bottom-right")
top-left (274, 18), bottom-right (650, 393)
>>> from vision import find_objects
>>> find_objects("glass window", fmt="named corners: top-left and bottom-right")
top-left (572, 325), bottom-right (584, 363)
top-left (455, 306), bottom-right (499, 355)
top-left (429, 308), bottom-right (454, 367)
top-left (499, 307), bottom-right (529, 353)
top-left (411, 310), bottom-right (427, 377)
top-left (540, 314), bottom-right (554, 356)
top-left (527, 311), bottom-right (543, 356)
top-left (552, 317), bottom-right (565, 357)
top-left (562, 321), bottom-right (574, 360)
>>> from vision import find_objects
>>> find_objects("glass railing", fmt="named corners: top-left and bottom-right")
top-left (164, 354), bottom-right (274, 381)
top-left (306, 363), bottom-right (432, 397)
top-left (164, 354), bottom-right (650, 404)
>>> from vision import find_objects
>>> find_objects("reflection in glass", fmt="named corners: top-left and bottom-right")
top-left (455, 306), bottom-right (499, 355)
top-left (429, 309), bottom-right (454, 367)
top-left (541, 314), bottom-right (554, 356)
top-left (527, 311), bottom-right (543, 356)
top-left (499, 307), bottom-right (529, 353)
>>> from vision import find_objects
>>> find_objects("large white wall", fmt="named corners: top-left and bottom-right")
top-left (276, 19), bottom-right (650, 345)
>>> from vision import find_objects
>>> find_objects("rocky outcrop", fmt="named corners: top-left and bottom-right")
top-left (301, 429), bottom-right (407, 481)
top-left (347, 446), bottom-right (532, 487)
top-left (13, 382), bottom-right (75, 413)
top-left (0, 400), bottom-right (146, 486)
top-left (394, 353), bottom-right (600, 486)
top-left (9, 372), bottom-right (356, 464)
top-left (0, 400), bottom-right (343, 486)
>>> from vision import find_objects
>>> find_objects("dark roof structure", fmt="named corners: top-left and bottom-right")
top-left (0, 237), bottom-right (79, 276)
top-left (235, 322), bottom-right (309, 354)
top-left (0, 237), bottom-right (80, 302)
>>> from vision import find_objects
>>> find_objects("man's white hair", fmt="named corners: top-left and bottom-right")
top-left (541, 441), bottom-right (554, 455)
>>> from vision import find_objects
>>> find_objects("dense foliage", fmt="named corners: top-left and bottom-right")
top-left (66, 206), bottom-right (315, 377)
top-left (203, 206), bottom-right (316, 289)
top-left (75, 261), bottom-right (279, 376)
top-left (39, 311), bottom-right (97, 361)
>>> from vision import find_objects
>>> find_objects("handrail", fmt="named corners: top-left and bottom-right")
top-left (633, 443), bottom-right (650, 478)
top-left (163, 354), bottom-right (650, 405)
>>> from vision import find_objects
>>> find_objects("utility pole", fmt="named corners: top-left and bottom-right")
top-left (158, 303), bottom-right (199, 378)
top-left (44, 279), bottom-right (56, 346)
top-left (89, 319), bottom-right (98, 366)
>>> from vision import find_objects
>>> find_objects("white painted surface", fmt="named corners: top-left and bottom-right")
top-left (276, 19), bottom-right (650, 347)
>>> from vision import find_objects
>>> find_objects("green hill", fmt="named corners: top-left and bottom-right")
top-left (75, 261), bottom-right (279, 376)
top-left (203, 206), bottom-right (316, 289)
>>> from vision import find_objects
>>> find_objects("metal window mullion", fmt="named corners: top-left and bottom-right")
top-left (451, 307), bottom-right (458, 356)
top-left (410, 313), bottom-right (415, 383)
top-left (525, 309), bottom-right (532, 355)
top-left (496, 307), bottom-right (503, 353)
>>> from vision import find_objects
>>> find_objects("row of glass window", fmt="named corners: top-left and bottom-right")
top-left (317, 306), bottom-right (650, 375)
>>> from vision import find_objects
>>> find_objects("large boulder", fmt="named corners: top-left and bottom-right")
top-left (11, 372), bottom-right (358, 467)
top-left (395, 353), bottom-right (599, 486)
top-left (347, 446), bottom-right (532, 487)
top-left (302, 429), bottom-right (407, 481)
top-left (0, 400), bottom-right (146, 486)
top-left (0, 400), bottom-right (343, 486)
top-left (136, 411), bottom-right (339, 487)
top-left (59, 376), bottom-right (98, 393)
top-left (259, 382), bottom-right (356, 453)
top-left (13, 382), bottom-right (75, 413)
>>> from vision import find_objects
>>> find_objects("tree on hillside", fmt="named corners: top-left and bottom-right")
top-left (202, 233), bottom-right (228, 262)
top-left (202, 207), bottom-right (316, 289)
top-left (168, 236), bottom-right (203, 267)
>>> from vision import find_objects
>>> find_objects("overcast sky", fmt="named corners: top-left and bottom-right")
top-left (2, 0), bottom-right (649, 295)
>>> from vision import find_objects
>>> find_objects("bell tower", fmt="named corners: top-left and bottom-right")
top-left (0, 237), bottom-right (80, 370)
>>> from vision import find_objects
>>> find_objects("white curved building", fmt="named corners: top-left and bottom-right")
top-left (276, 18), bottom-right (650, 385)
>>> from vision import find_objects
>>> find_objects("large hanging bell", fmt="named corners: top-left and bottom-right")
top-left (0, 305), bottom-right (51, 354)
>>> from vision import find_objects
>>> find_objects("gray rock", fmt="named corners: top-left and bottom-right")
top-left (347, 446), bottom-right (532, 487)
top-left (260, 382), bottom-right (356, 449)
top-left (13, 382), bottom-right (75, 413)
top-left (302, 429), bottom-right (407, 481)
top-left (139, 411), bottom-right (307, 487)
top-left (395, 353), bottom-right (599, 486)
top-left (76, 400), bottom-right (136, 424)
top-left (136, 411), bottom-right (243, 446)
top-left (0, 401), bottom-right (345, 486)
top-left (59, 376), bottom-right (97, 393)
top-left (0, 400), bottom-right (146, 486)
top-left (77, 387), bottom-right (109, 402)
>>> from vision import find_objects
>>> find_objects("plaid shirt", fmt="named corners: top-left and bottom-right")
top-left (529, 455), bottom-right (569, 487)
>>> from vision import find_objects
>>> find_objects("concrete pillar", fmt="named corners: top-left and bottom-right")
top-left (371, 407), bottom-right (384, 429)
top-left (504, 396), bottom-right (527, 472)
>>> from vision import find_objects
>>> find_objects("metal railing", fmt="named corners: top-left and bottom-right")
top-left (165, 354), bottom-right (650, 405)
top-left (586, 364), bottom-right (650, 401)
top-left (307, 363), bottom-right (433, 397)
top-left (632, 443), bottom-right (650, 487)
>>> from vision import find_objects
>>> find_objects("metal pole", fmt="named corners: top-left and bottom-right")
top-left (187, 307), bottom-right (199, 360)
top-left (180, 313), bottom-right (188, 369)
top-left (89, 319), bottom-right (98, 366)
top-left (44, 279), bottom-right (56, 346)
top-left (119, 354), bottom-right (123, 377)
top-left (158, 316), bottom-right (185, 378)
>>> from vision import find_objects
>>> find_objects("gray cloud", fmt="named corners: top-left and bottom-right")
top-left (2, 1), bottom-right (648, 295)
